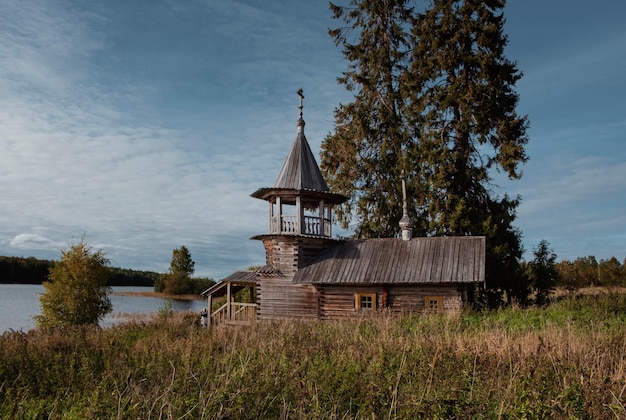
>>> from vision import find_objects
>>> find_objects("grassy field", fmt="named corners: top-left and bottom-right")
top-left (1, 291), bottom-right (625, 419)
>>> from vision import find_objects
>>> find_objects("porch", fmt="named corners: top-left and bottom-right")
top-left (201, 271), bottom-right (258, 326)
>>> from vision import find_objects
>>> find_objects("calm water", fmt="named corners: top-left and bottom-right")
top-left (0, 284), bottom-right (207, 333)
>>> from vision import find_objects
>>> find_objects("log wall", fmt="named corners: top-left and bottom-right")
top-left (257, 274), bottom-right (319, 320)
top-left (386, 285), bottom-right (464, 315)
top-left (262, 236), bottom-right (337, 276)
top-left (318, 286), bottom-right (382, 320)
top-left (317, 284), bottom-right (468, 320)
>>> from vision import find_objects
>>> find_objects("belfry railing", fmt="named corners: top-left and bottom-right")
top-left (270, 215), bottom-right (331, 236)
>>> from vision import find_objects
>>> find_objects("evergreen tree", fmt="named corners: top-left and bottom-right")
top-left (407, 0), bottom-right (528, 303)
top-left (527, 240), bottom-right (559, 306)
top-left (35, 239), bottom-right (112, 328)
top-left (322, 0), bottom-right (415, 238)
top-left (322, 0), bottom-right (529, 305)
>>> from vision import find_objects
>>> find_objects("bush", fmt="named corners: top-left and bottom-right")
top-left (35, 239), bottom-right (112, 329)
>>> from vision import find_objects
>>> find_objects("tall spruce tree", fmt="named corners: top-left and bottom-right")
top-left (322, 0), bottom-right (415, 238)
top-left (322, 0), bottom-right (529, 305)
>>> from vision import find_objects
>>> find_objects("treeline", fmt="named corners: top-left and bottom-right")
top-left (153, 276), bottom-right (216, 296)
top-left (555, 256), bottom-right (626, 290)
top-left (0, 256), bottom-right (159, 287)
top-left (106, 267), bottom-right (160, 287)
top-left (0, 257), bottom-right (53, 284)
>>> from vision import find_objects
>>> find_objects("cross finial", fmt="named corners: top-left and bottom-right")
top-left (296, 88), bottom-right (305, 132)
top-left (297, 88), bottom-right (304, 118)
top-left (399, 169), bottom-right (414, 241)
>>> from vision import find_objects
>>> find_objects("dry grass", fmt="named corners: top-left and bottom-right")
top-left (1, 292), bottom-right (625, 418)
top-left (551, 285), bottom-right (626, 299)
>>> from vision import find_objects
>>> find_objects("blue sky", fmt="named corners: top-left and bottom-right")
top-left (0, 0), bottom-right (624, 280)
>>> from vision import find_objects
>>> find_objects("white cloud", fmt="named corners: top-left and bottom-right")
top-left (9, 233), bottom-right (59, 250)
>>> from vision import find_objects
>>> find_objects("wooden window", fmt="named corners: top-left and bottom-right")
top-left (355, 293), bottom-right (376, 311)
top-left (425, 296), bottom-right (443, 313)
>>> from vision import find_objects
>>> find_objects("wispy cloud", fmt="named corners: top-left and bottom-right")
top-left (0, 0), bottom-right (343, 278)
top-left (9, 233), bottom-right (60, 250)
top-left (1, 0), bottom-right (624, 278)
top-left (511, 154), bottom-right (626, 260)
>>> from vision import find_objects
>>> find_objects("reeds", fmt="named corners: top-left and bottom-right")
top-left (1, 293), bottom-right (625, 418)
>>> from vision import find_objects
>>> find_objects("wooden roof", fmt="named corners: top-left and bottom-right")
top-left (275, 126), bottom-right (329, 191)
top-left (250, 187), bottom-right (348, 205)
top-left (256, 265), bottom-right (284, 276)
top-left (293, 236), bottom-right (485, 285)
top-left (201, 271), bottom-right (257, 296)
top-left (251, 115), bottom-right (334, 202)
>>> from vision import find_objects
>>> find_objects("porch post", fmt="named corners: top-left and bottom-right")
top-left (207, 294), bottom-right (213, 325)
top-left (226, 282), bottom-right (232, 320)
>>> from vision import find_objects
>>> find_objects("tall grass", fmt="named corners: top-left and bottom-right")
top-left (1, 293), bottom-right (625, 418)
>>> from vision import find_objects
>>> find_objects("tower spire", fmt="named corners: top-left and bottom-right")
top-left (399, 171), bottom-right (414, 241)
top-left (297, 88), bottom-right (305, 133)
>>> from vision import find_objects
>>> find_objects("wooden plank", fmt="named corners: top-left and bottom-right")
top-left (396, 240), bottom-right (411, 284)
top-left (257, 274), bottom-right (319, 319)
top-left (294, 236), bottom-right (485, 285)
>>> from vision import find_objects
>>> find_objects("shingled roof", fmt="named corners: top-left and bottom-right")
top-left (200, 270), bottom-right (257, 297)
top-left (293, 236), bottom-right (486, 285)
top-left (273, 121), bottom-right (329, 192)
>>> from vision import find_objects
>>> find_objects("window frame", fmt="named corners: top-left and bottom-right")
top-left (355, 292), bottom-right (377, 311)
top-left (425, 296), bottom-right (443, 313)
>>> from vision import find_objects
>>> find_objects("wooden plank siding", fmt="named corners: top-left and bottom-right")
top-left (318, 286), bottom-right (382, 320)
top-left (386, 285), bottom-right (465, 314)
top-left (257, 274), bottom-right (319, 320)
top-left (317, 284), bottom-right (468, 319)
top-left (253, 237), bottom-right (484, 320)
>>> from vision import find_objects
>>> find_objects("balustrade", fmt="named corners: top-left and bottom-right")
top-left (270, 215), bottom-right (331, 236)
top-left (210, 302), bottom-right (257, 326)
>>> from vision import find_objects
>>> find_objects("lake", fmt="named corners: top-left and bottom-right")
top-left (0, 284), bottom-right (208, 333)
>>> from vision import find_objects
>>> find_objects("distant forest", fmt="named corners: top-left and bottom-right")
top-left (2, 254), bottom-right (624, 292)
top-left (0, 256), bottom-right (159, 287)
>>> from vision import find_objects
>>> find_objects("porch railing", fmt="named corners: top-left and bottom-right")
top-left (210, 302), bottom-right (257, 325)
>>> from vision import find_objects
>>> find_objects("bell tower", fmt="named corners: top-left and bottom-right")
top-left (251, 89), bottom-right (347, 286)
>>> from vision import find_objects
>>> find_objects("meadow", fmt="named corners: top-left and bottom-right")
top-left (1, 291), bottom-right (625, 419)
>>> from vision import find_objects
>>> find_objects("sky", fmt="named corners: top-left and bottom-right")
top-left (0, 0), bottom-right (624, 280)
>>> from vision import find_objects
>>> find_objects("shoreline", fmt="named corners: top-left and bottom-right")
top-left (110, 291), bottom-right (204, 301)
